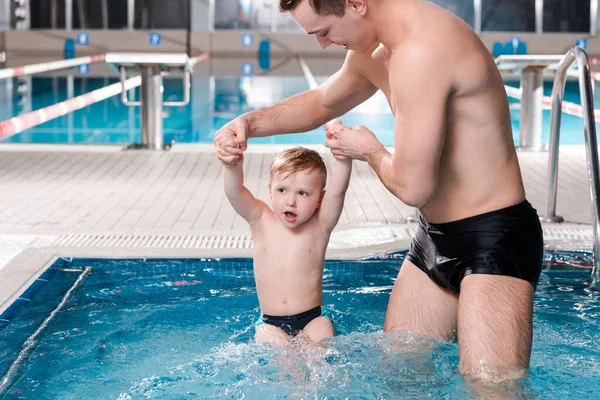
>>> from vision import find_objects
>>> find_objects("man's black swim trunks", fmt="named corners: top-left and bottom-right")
top-left (406, 200), bottom-right (543, 293)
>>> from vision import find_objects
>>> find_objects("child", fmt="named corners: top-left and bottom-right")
top-left (222, 145), bottom-right (352, 344)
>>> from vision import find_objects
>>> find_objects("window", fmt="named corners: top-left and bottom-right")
top-left (482, 0), bottom-right (536, 32)
top-left (214, 0), bottom-right (276, 30)
top-left (30, 0), bottom-right (66, 29)
top-left (543, 0), bottom-right (590, 33)
top-left (428, 0), bottom-right (475, 28)
top-left (73, 0), bottom-right (127, 30)
top-left (134, 0), bottom-right (189, 30)
top-left (275, 8), bottom-right (302, 32)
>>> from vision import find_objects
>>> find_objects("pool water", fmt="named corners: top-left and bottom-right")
top-left (0, 70), bottom-right (595, 147)
top-left (0, 254), bottom-right (598, 399)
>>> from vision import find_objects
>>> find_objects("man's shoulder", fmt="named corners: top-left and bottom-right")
top-left (343, 50), bottom-right (374, 70)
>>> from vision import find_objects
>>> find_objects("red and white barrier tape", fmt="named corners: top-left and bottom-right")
top-left (189, 52), bottom-right (211, 66)
top-left (0, 52), bottom-right (212, 141)
top-left (567, 70), bottom-right (600, 82)
top-left (541, 96), bottom-right (600, 121)
top-left (505, 84), bottom-right (600, 122)
top-left (0, 75), bottom-right (141, 140)
top-left (0, 54), bottom-right (105, 80)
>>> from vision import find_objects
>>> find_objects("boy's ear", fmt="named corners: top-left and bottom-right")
top-left (268, 183), bottom-right (272, 199)
top-left (317, 190), bottom-right (326, 208)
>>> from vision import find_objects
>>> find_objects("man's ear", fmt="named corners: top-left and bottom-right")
top-left (348, 0), bottom-right (368, 16)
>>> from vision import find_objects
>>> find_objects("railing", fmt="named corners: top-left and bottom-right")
top-left (544, 46), bottom-right (600, 287)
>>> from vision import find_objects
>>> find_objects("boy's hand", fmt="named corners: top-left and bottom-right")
top-left (325, 120), bottom-right (381, 162)
top-left (325, 120), bottom-right (349, 160)
top-left (218, 139), bottom-right (242, 168)
top-left (214, 117), bottom-right (249, 167)
top-left (324, 119), bottom-right (344, 140)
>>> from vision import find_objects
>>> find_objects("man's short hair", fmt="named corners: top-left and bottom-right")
top-left (270, 147), bottom-right (327, 189)
top-left (279, 0), bottom-right (346, 17)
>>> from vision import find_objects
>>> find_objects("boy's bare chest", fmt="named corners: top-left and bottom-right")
top-left (253, 224), bottom-right (326, 259)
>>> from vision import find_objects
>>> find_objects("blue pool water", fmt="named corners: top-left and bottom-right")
top-left (0, 68), bottom-right (595, 147)
top-left (0, 253), bottom-right (598, 399)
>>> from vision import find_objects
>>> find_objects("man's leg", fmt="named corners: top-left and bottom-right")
top-left (458, 274), bottom-right (534, 381)
top-left (384, 260), bottom-right (458, 340)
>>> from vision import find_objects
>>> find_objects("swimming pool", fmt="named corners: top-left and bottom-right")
top-left (0, 61), bottom-right (595, 147)
top-left (0, 253), bottom-right (598, 398)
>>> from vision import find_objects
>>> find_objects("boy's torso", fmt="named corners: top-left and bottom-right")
top-left (251, 211), bottom-right (329, 316)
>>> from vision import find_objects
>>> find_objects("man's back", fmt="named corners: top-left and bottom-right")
top-left (349, 1), bottom-right (525, 223)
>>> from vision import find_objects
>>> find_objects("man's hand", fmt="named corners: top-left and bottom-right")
top-left (214, 117), bottom-right (250, 167)
top-left (325, 119), bottom-right (383, 162)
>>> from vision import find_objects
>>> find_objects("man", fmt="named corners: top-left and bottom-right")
top-left (214, 0), bottom-right (543, 382)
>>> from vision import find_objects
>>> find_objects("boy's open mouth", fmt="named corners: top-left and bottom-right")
top-left (284, 212), bottom-right (297, 222)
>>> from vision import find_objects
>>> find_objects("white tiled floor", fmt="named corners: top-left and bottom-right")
top-left (0, 145), bottom-right (591, 235)
top-left (0, 145), bottom-right (594, 236)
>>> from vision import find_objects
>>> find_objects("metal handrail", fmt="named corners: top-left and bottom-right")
top-left (545, 47), bottom-right (600, 288)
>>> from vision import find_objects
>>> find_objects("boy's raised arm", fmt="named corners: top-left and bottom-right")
top-left (317, 158), bottom-right (352, 232)
top-left (224, 160), bottom-right (266, 226)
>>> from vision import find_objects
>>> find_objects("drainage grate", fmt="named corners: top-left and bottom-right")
top-left (52, 234), bottom-right (254, 249)
top-left (51, 227), bottom-right (594, 250)
top-left (542, 227), bottom-right (594, 241)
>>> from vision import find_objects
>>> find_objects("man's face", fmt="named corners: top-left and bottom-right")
top-left (290, 0), bottom-right (375, 53)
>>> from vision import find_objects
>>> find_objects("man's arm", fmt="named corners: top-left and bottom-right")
top-left (317, 158), bottom-right (353, 232)
top-left (247, 54), bottom-right (377, 137)
top-left (366, 46), bottom-right (449, 208)
top-left (224, 160), bottom-right (267, 225)
top-left (215, 53), bottom-right (378, 166)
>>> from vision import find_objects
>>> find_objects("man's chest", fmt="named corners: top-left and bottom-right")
top-left (363, 57), bottom-right (395, 115)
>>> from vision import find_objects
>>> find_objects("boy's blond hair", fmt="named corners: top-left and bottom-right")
top-left (269, 147), bottom-right (327, 189)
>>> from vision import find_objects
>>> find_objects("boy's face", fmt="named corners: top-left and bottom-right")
top-left (269, 168), bottom-right (325, 228)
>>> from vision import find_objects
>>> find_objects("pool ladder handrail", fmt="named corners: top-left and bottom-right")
top-left (543, 46), bottom-right (600, 288)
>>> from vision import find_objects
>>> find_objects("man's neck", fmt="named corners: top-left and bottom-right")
top-left (369, 0), bottom-right (412, 49)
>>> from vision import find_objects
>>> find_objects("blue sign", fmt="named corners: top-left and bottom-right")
top-left (576, 38), bottom-right (588, 50)
top-left (242, 34), bottom-right (254, 47)
top-left (64, 39), bottom-right (75, 60)
top-left (149, 33), bottom-right (162, 46)
top-left (78, 64), bottom-right (90, 74)
top-left (510, 37), bottom-right (521, 53)
top-left (77, 33), bottom-right (89, 46)
top-left (493, 38), bottom-right (527, 57)
top-left (241, 63), bottom-right (254, 76)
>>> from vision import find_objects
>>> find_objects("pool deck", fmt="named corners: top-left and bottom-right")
top-left (0, 143), bottom-right (597, 313)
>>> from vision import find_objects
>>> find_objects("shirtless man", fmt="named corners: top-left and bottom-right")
top-left (213, 0), bottom-right (543, 381)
